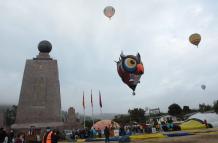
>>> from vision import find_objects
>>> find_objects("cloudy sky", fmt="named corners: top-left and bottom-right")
top-left (0, 0), bottom-right (218, 115)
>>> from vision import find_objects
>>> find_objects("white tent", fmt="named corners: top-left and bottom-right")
top-left (188, 112), bottom-right (218, 128)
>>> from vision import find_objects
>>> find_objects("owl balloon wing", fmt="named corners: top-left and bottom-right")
top-left (116, 52), bottom-right (144, 95)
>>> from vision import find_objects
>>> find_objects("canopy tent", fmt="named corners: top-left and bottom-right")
top-left (92, 120), bottom-right (120, 131)
top-left (188, 112), bottom-right (218, 128)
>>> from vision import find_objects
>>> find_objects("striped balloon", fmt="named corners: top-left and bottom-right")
top-left (189, 33), bottom-right (201, 47)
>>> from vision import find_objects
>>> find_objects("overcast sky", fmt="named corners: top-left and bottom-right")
top-left (0, 0), bottom-right (218, 115)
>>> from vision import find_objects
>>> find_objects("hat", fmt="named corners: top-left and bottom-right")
top-left (46, 127), bottom-right (51, 132)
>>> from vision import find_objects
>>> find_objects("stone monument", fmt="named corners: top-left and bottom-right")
top-left (64, 107), bottom-right (81, 129)
top-left (12, 41), bottom-right (63, 129)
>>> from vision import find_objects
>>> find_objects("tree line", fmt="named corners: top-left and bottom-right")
top-left (113, 100), bottom-right (218, 125)
top-left (1, 100), bottom-right (218, 128)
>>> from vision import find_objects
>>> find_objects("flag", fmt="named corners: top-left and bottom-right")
top-left (83, 91), bottom-right (85, 109)
top-left (91, 90), bottom-right (93, 108)
top-left (99, 91), bottom-right (102, 108)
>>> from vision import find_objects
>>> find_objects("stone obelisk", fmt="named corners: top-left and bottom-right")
top-left (12, 41), bottom-right (63, 129)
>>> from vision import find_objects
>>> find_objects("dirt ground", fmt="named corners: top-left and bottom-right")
top-left (60, 128), bottom-right (218, 143)
top-left (132, 133), bottom-right (218, 143)
top-left (90, 133), bottom-right (218, 143)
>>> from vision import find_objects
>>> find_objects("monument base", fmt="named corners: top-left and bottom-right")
top-left (11, 122), bottom-right (64, 129)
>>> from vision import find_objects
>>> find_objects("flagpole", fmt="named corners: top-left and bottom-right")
top-left (84, 108), bottom-right (85, 128)
top-left (83, 91), bottom-right (86, 129)
top-left (99, 90), bottom-right (102, 114)
top-left (91, 89), bottom-right (94, 127)
top-left (92, 106), bottom-right (94, 126)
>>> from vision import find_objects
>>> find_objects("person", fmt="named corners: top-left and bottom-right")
top-left (204, 119), bottom-right (208, 128)
top-left (0, 128), bottom-right (7, 143)
top-left (36, 134), bottom-right (41, 143)
top-left (119, 126), bottom-right (125, 136)
top-left (74, 129), bottom-right (79, 141)
top-left (42, 127), bottom-right (55, 143)
top-left (15, 133), bottom-right (24, 143)
top-left (167, 118), bottom-right (173, 130)
top-left (97, 128), bottom-right (101, 138)
top-left (70, 129), bottom-right (75, 141)
top-left (51, 129), bottom-right (59, 143)
top-left (104, 126), bottom-right (110, 143)
top-left (90, 128), bottom-right (96, 138)
top-left (3, 136), bottom-right (8, 143)
top-left (8, 129), bottom-right (14, 143)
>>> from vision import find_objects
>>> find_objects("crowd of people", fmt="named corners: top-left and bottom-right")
top-left (68, 126), bottom-right (111, 142)
top-left (64, 119), bottom-right (180, 142)
top-left (0, 127), bottom-right (60, 143)
top-left (0, 118), bottom-right (183, 143)
top-left (0, 126), bottom-right (110, 143)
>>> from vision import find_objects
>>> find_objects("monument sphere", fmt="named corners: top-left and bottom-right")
top-left (38, 40), bottom-right (52, 53)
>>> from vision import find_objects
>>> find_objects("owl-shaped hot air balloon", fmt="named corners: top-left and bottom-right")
top-left (116, 52), bottom-right (144, 95)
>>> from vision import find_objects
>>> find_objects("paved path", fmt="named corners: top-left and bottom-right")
top-left (59, 128), bottom-right (218, 143)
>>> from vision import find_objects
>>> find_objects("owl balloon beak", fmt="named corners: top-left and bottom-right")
top-left (136, 64), bottom-right (144, 74)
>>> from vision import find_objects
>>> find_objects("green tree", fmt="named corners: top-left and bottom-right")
top-left (5, 105), bottom-right (17, 126)
top-left (213, 100), bottom-right (218, 114)
top-left (82, 117), bottom-right (100, 129)
top-left (128, 108), bottom-right (145, 123)
top-left (113, 114), bottom-right (130, 126)
top-left (61, 110), bottom-right (68, 122)
top-left (183, 106), bottom-right (191, 114)
top-left (168, 103), bottom-right (182, 117)
top-left (199, 103), bottom-right (212, 113)
top-left (84, 120), bottom-right (94, 129)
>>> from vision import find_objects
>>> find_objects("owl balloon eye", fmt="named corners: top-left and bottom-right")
top-left (123, 58), bottom-right (137, 73)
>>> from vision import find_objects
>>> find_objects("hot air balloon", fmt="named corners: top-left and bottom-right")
top-left (189, 33), bottom-right (201, 47)
top-left (103, 6), bottom-right (115, 19)
top-left (201, 84), bottom-right (206, 90)
top-left (116, 52), bottom-right (144, 95)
